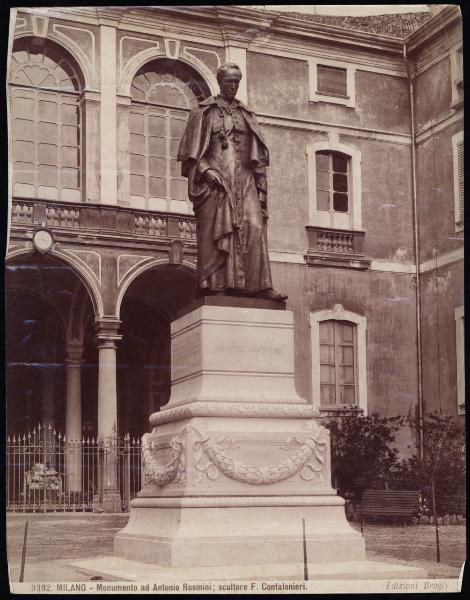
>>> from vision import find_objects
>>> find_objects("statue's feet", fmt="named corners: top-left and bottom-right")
top-left (256, 288), bottom-right (288, 301)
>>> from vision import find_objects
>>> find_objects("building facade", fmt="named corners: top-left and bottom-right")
top-left (6, 6), bottom-right (463, 462)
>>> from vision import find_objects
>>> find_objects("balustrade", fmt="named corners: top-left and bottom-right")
top-left (11, 198), bottom-right (197, 243)
top-left (46, 205), bottom-right (80, 228)
top-left (317, 230), bottom-right (354, 253)
top-left (178, 218), bottom-right (197, 240)
top-left (11, 201), bottom-right (33, 224)
top-left (134, 214), bottom-right (167, 236)
top-left (305, 225), bottom-right (370, 270)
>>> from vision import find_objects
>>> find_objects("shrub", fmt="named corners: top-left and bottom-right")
top-left (326, 413), bottom-right (403, 506)
top-left (390, 412), bottom-right (466, 517)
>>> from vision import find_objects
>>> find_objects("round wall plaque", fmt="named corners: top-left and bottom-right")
top-left (33, 228), bottom-right (54, 254)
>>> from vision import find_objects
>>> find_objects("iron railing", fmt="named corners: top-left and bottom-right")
top-left (6, 424), bottom-right (142, 513)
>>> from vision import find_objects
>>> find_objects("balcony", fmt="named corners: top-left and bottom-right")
top-left (305, 225), bottom-right (370, 270)
top-left (10, 198), bottom-right (197, 243)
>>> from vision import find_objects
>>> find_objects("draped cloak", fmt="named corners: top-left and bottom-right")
top-left (177, 95), bottom-right (274, 292)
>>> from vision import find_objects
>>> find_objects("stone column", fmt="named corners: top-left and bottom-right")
top-left (95, 318), bottom-right (122, 512)
top-left (41, 367), bottom-right (56, 429)
top-left (65, 342), bottom-right (84, 494)
top-left (41, 367), bottom-right (56, 467)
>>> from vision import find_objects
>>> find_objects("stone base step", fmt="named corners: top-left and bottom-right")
top-left (71, 556), bottom-right (427, 582)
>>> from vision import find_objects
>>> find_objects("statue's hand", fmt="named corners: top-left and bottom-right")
top-left (205, 169), bottom-right (223, 188)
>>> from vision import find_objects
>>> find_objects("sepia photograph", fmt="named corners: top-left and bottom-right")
top-left (4, 3), bottom-right (465, 594)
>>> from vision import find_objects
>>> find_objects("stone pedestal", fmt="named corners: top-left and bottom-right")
top-left (116, 303), bottom-right (365, 568)
top-left (73, 301), bottom-right (426, 581)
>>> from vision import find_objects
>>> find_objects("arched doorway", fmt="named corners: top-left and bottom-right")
top-left (118, 263), bottom-right (197, 436)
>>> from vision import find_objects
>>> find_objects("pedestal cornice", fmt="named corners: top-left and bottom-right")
top-left (150, 401), bottom-right (319, 426)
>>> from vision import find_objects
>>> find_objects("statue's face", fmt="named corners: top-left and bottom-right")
top-left (219, 69), bottom-right (241, 100)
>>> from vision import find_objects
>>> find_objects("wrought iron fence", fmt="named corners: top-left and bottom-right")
top-left (6, 424), bottom-right (142, 513)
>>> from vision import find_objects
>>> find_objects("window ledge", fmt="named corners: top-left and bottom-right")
top-left (319, 405), bottom-right (364, 418)
top-left (316, 91), bottom-right (350, 100)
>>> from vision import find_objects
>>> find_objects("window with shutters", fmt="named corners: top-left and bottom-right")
top-left (317, 65), bottom-right (347, 98)
top-left (9, 38), bottom-right (84, 202)
top-left (129, 58), bottom-right (210, 212)
top-left (310, 306), bottom-right (367, 413)
top-left (452, 131), bottom-right (464, 232)
top-left (308, 58), bottom-right (356, 108)
top-left (454, 306), bottom-right (465, 416)
top-left (450, 45), bottom-right (463, 109)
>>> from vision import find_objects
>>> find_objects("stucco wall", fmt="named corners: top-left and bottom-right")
top-left (420, 262), bottom-right (464, 417)
top-left (416, 122), bottom-right (464, 263)
top-left (247, 52), bottom-right (410, 134)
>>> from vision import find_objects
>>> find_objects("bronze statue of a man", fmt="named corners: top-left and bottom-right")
top-left (177, 63), bottom-right (285, 300)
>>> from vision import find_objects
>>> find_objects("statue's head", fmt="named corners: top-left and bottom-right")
top-left (217, 63), bottom-right (242, 101)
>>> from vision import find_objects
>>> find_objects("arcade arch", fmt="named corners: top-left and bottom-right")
top-left (117, 262), bottom-right (197, 435)
top-left (6, 253), bottom-right (95, 441)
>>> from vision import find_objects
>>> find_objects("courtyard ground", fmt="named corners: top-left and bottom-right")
top-left (4, 513), bottom-right (466, 584)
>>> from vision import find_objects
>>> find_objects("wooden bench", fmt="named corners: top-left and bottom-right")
top-left (358, 489), bottom-right (423, 533)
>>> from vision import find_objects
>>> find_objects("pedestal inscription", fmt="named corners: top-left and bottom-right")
top-left (168, 305), bottom-right (303, 405)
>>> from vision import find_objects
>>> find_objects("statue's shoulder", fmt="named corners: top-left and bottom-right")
top-left (192, 96), bottom-right (217, 112)
top-left (236, 99), bottom-right (254, 114)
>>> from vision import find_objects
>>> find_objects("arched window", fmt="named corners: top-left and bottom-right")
top-left (310, 305), bottom-right (367, 413)
top-left (9, 38), bottom-right (84, 202)
top-left (129, 58), bottom-right (211, 213)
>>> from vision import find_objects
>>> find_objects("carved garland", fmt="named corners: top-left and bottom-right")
top-left (141, 427), bottom-right (326, 487)
top-left (141, 432), bottom-right (183, 487)
top-left (190, 427), bottom-right (325, 485)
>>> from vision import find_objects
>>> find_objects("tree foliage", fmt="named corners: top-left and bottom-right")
top-left (390, 412), bottom-right (466, 516)
top-left (326, 413), bottom-right (403, 504)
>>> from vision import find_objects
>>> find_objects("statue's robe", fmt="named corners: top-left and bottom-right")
top-left (177, 95), bottom-right (274, 293)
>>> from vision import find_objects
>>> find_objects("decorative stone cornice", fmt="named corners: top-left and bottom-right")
top-left (94, 317), bottom-right (122, 345)
top-left (216, 6), bottom-right (279, 48)
top-left (149, 401), bottom-right (320, 426)
top-left (96, 8), bottom-right (125, 28)
top-left (405, 5), bottom-right (461, 53)
top-left (80, 89), bottom-right (101, 103)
